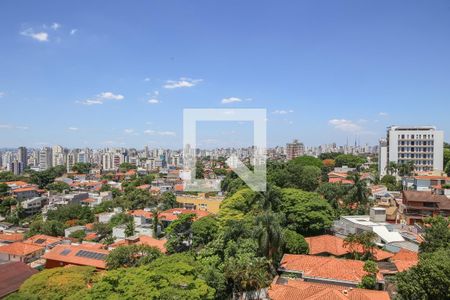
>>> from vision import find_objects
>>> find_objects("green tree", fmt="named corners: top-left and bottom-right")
top-left (0, 183), bottom-right (10, 197)
top-left (160, 191), bottom-right (177, 210)
top-left (69, 230), bottom-right (86, 242)
top-left (396, 249), bottom-right (450, 300)
top-left (71, 162), bottom-right (93, 174)
top-left (385, 161), bottom-right (398, 176)
top-left (87, 254), bottom-right (215, 299)
top-left (419, 216), bottom-right (450, 253)
top-left (27, 220), bottom-right (65, 237)
top-left (345, 172), bottom-right (370, 210)
top-left (8, 266), bottom-right (96, 300)
top-left (106, 244), bottom-right (162, 269)
top-left (280, 188), bottom-right (334, 236)
top-left (46, 181), bottom-right (71, 193)
top-left (118, 162), bottom-right (137, 172)
top-left (290, 156), bottom-right (323, 168)
top-left (316, 182), bottom-right (349, 209)
top-left (445, 161), bottom-right (450, 177)
top-left (46, 204), bottom-right (94, 225)
top-left (192, 215), bottom-right (219, 249)
top-left (358, 260), bottom-right (378, 290)
top-left (254, 211), bottom-right (282, 260)
top-left (282, 228), bottom-right (309, 254)
top-left (124, 219), bottom-right (135, 237)
top-left (335, 154), bottom-right (366, 168)
top-left (165, 213), bottom-right (195, 253)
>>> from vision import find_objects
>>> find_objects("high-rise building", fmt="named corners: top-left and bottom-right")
top-left (378, 126), bottom-right (444, 177)
top-left (52, 145), bottom-right (65, 167)
top-left (17, 147), bottom-right (27, 171)
top-left (39, 147), bottom-right (53, 170)
top-left (286, 139), bottom-right (305, 160)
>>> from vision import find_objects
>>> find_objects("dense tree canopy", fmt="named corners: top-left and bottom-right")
top-left (334, 154), bottom-right (366, 168)
top-left (279, 188), bottom-right (334, 236)
top-left (106, 244), bottom-right (162, 269)
top-left (396, 249), bottom-right (450, 300)
top-left (87, 254), bottom-right (215, 299)
top-left (419, 216), bottom-right (450, 254)
top-left (7, 266), bottom-right (96, 300)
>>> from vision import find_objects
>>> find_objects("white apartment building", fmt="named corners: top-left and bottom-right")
top-left (39, 147), bottom-right (53, 170)
top-left (379, 126), bottom-right (444, 177)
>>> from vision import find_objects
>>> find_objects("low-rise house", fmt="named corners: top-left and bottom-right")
top-left (403, 175), bottom-right (450, 191)
top-left (0, 242), bottom-right (45, 263)
top-left (0, 262), bottom-right (38, 298)
top-left (268, 277), bottom-right (390, 300)
top-left (12, 186), bottom-right (41, 200)
top-left (43, 244), bottom-right (109, 269)
top-left (110, 235), bottom-right (167, 253)
top-left (176, 193), bottom-right (224, 214)
top-left (24, 234), bottom-right (64, 250)
top-left (400, 190), bottom-right (450, 225)
top-left (96, 207), bottom-right (122, 224)
top-left (305, 234), bottom-right (394, 262)
top-left (390, 248), bottom-right (419, 272)
top-left (0, 232), bottom-right (24, 245)
top-left (279, 254), bottom-right (384, 288)
top-left (21, 196), bottom-right (46, 215)
top-left (333, 208), bottom-right (406, 247)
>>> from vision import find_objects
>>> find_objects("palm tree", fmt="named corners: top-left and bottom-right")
top-left (125, 220), bottom-right (135, 238)
top-left (385, 162), bottom-right (398, 176)
top-left (254, 211), bottom-right (282, 260)
top-left (346, 173), bottom-right (369, 210)
top-left (152, 208), bottom-right (161, 239)
top-left (343, 233), bottom-right (359, 259)
top-left (358, 231), bottom-right (377, 260)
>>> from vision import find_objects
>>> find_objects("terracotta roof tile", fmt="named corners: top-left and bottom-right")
top-left (269, 279), bottom-right (390, 300)
top-left (0, 262), bottom-right (38, 298)
top-left (24, 234), bottom-right (63, 247)
top-left (43, 244), bottom-right (109, 269)
top-left (280, 254), bottom-right (383, 284)
top-left (391, 249), bottom-right (418, 272)
top-left (0, 232), bottom-right (24, 242)
top-left (0, 242), bottom-right (44, 256)
top-left (305, 235), bottom-right (394, 261)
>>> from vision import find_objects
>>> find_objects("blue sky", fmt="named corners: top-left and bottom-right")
top-left (1, 0), bottom-right (449, 148)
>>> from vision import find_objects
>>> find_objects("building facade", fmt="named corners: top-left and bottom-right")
top-left (379, 126), bottom-right (444, 177)
top-left (286, 139), bottom-right (304, 160)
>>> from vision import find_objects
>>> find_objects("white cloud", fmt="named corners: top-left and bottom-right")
top-left (0, 92), bottom-right (5, 98)
top-left (379, 112), bottom-right (389, 117)
top-left (124, 129), bottom-right (138, 136)
top-left (0, 124), bottom-right (28, 130)
top-left (148, 99), bottom-right (160, 104)
top-left (328, 119), bottom-right (362, 132)
top-left (78, 92), bottom-right (124, 105)
top-left (20, 28), bottom-right (49, 42)
top-left (144, 129), bottom-right (176, 136)
top-left (68, 127), bottom-right (79, 131)
top-left (163, 77), bottom-right (202, 89)
top-left (70, 29), bottom-right (78, 35)
top-left (144, 77), bottom-right (151, 82)
top-left (51, 23), bottom-right (61, 30)
top-left (221, 97), bottom-right (242, 104)
top-left (272, 109), bottom-right (294, 114)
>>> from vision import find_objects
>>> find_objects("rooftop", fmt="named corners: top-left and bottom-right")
top-left (0, 262), bottom-right (38, 298)
top-left (391, 249), bottom-right (419, 272)
top-left (279, 254), bottom-right (383, 284)
top-left (0, 242), bottom-right (44, 256)
top-left (305, 235), bottom-right (394, 261)
top-left (43, 244), bottom-right (109, 269)
top-left (269, 278), bottom-right (390, 300)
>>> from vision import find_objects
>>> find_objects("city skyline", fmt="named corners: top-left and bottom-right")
top-left (1, 1), bottom-right (450, 148)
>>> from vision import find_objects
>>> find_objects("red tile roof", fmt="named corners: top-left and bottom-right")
top-left (11, 187), bottom-right (39, 193)
top-left (0, 232), bottom-right (24, 242)
top-left (0, 262), bottom-right (38, 298)
top-left (0, 242), bottom-right (44, 256)
top-left (129, 209), bottom-right (153, 219)
top-left (269, 278), bottom-right (390, 300)
top-left (391, 249), bottom-right (419, 272)
top-left (159, 208), bottom-right (211, 221)
top-left (280, 254), bottom-right (383, 284)
top-left (305, 235), bottom-right (394, 261)
top-left (24, 234), bottom-right (63, 247)
top-left (137, 236), bottom-right (167, 253)
top-left (43, 244), bottom-right (109, 269)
